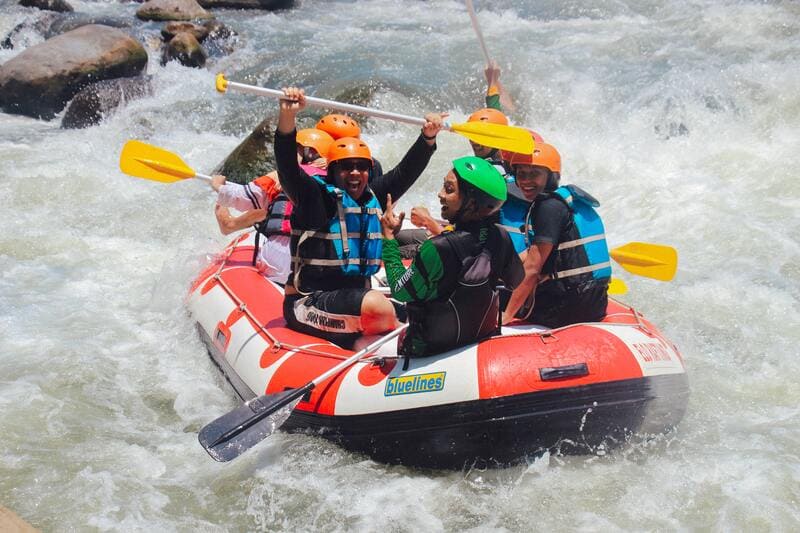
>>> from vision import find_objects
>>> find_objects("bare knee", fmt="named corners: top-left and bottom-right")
top-left (360, 290), bottom-right (398, 334)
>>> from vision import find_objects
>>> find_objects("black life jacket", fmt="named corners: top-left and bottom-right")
top-left (402, 225), bottom-right (509, 357)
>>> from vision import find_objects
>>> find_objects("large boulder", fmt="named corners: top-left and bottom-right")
top-left (197, 0), bottom-right (293, 9)
top-left (161, 32), bottom-right (207, 68)
top-left (61, 76), bottom-right (153, 129)
top-left (214, 117), bottom-right (275, 185)
top-left (0, 25), bottom-right (147, 119)
top-left (136, 0), bottom-right (213, 21)
top-left (19, 0), bottom-right (74, 12)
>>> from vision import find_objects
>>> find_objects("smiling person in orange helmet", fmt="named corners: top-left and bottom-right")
top-left (502, 140), bottom-right (611, 327)
top-left (274, 86), bottom-right (445, 348)
top-left (209, 128), bottom-right (334, 283)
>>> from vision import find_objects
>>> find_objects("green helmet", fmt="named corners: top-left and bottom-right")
top-left (452, 156), bottom-right (507, 216)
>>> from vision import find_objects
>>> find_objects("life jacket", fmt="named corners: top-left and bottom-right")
top-left (526, 184), bottom-right (612, 287)
top-left (290, 175), bottom-right (383, 292)
top-left (252, 176), bottom-right (293, 238)
top-left (498, 177), bottom-right (530, 254)
top-left (402, 226), bottom-right (505, 357)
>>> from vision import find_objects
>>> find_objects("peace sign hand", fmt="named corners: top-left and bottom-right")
top-left (380, 193), bottom-right (405, 240)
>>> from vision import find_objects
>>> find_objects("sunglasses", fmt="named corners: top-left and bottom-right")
top-left (338, 160), bottom-right (371, 172)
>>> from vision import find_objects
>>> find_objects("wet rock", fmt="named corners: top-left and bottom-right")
top-left (197, 0), bottom-right (293, 9)
top-left (161, 21), bottom-right (209, 42)
top-left (62, 76), bottom-right (153, 129)
top-left (44, 13), bottom-right (132, 38)
top-left (136, 0), bottom-right (214, 21)
top-left (19, 0), bottom-right (74, 12)
top-left (0, 25), bottom-right (148, 119)
top-left (202, 19), bottom-right (236, 57)
top-left (214, 116), bottom-right (275, 185)
top-left (161, 32), bottom-right (207, 67)
top-left (1, 11), bottom-right (58, 49)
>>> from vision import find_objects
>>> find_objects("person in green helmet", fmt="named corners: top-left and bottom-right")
top-left (380, 156), bottom-right (524, 356)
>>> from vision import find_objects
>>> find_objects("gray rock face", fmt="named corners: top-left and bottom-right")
top-left (197, 0), bottom-right (293, 9)
top-left (161, 32), bottom-right (207, 68)
top-left (136, 0), bottom-right (213, 21)
top-left (0, 25), bottom-right (148, 119)
top-left (19, 0), bottom-right (74, 12)
top-left (214, 117), bottom-right (275, 185)
top-left (61, 76), bottom-right (153, 129)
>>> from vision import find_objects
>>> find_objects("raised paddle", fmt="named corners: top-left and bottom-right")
top-left (215, 74), bottom-right (534, 155)
top-left (465, 0), bottom-right (515, 112)
top-left (119, 140), bottom-right (212, 183)
top-left (465, 0), bottom-right (492, 70)
top-left (610, 242), bottom-right (678, 281)
top-left (199, 323), bottom-right (409, 462)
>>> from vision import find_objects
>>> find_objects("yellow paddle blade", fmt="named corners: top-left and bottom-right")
top-left (608, 277), bottom-right (628, 295)
top-left (119, 140), bottom-right (197, 183)
top-left (610, 242), bottom-right (678, 281)
top-left (449, 122), bottom-right (534, 154)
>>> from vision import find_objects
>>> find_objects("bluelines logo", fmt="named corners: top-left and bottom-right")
top-left (384, 372), bottom-right (446, 397)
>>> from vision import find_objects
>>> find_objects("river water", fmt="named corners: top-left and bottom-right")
top-left (1, 0), bottom-right (799, 530)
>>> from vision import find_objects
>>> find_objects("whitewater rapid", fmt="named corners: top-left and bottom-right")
top-left (1, 0), bottom-right (799, 530)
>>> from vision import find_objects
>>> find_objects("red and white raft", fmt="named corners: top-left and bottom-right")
top-left (188, 232), bottom-right (689, 468)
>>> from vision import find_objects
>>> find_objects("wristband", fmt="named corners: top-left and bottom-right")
top-left (421, 131), bottom-right (436, 141)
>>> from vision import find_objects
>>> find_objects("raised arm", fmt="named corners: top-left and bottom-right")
top-left (274, 87), bottom-right (330, 227)
top-left (370, 113), bottom-right (445, 209)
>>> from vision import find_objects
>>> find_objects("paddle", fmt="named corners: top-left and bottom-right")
top-left (608, 277), bottom-right (628, 295)
top-left (465, 0), bottom-right (492, 70)
top-left (215, 74), bottom-right (533, 155)
top-left (199, 323), bottom-right (409, 462)
top-left (610, 242), bottom-right (677, 281)
top-left (119, 140), bottom-right (212, 183)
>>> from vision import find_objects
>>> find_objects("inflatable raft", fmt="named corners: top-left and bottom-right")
top-left (188, 232), bottom-right (689, 468)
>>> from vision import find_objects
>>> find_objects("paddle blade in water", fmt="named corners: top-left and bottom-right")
top-left (449, 122), bottom-right (534, 154)
top-left (198, 386), bottom-right (308, 462)
top-left (119, 140), bottom-right (197, 183)
top-left (608, 277), bottom-right (628, 295)
top-left (610, 242), bottom-right (678, 281)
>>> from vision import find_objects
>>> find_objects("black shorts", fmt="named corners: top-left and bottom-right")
top-left (283, 288), bottom-right (371, 348)
top-left (528, 281), bottom-right (608, 328)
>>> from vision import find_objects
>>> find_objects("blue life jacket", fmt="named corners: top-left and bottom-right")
top-left (291, 176), bottom-right (383, 291)
top-left (526, 184), bottom-right (612, 285)
top-left (498, 177), bottom-right (531, 254)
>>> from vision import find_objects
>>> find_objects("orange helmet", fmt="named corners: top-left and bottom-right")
top-left (502, 141), bottom-right (561, 173)
top-left (316, 114), bottom-right (361, 139)
top-left (296, 128), bottom-right (334, 158)
top-left (327, 137), bottom-right (372, 165)
top-left (468, 108), bottom-right (509, 126)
